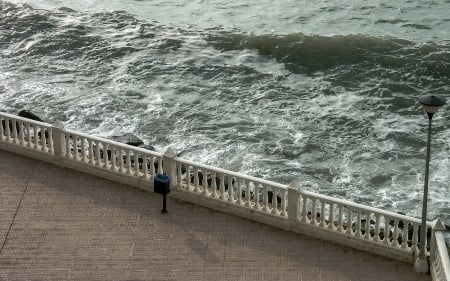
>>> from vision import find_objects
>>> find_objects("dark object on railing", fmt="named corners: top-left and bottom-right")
top-left (185, 167), bottom-right (235, 191)
top-left (109, 133), bottom-right (155, 151)
top-left (18, 110), bottom-right (43, 122)
top-left (268, 190), bottom-right (282, 205)
top-left (154, 174), bottom-right (170, 213)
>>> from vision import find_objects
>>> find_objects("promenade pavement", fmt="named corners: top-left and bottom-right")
top-left (0, 149), bottom-right (431, 281)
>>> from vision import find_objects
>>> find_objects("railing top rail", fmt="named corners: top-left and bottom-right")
top-left (0, 112), bottom-right (53, 128)
top-left (63, 127), bottom-right (163, 157)
top-left (174, 157), bottom-right (288, 189)
top-left (301, 189), bottom-right (426, 225)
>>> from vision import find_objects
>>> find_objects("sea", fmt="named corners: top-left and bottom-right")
top-left (0, 0), bottom-right (449, 225)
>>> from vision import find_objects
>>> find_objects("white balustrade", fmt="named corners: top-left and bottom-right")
top-left (172, 158), bottom-right (288, 216)
top-left (1, 111), bottom-right (447, 269)
top-left (297, 190), bottom-right (427, 254)
top-left (0, 113), bottom-right (53, 153)
top-left (60, 128), bottom-right (163, 181)
top-left (429, 219), bottom-right (450, 281)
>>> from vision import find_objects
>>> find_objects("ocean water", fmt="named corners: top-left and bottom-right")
top-left (0, 0), bottom-right (449, 224)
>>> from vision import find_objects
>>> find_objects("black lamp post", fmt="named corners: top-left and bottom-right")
top-left (414, 94), bottom-right (446, 273)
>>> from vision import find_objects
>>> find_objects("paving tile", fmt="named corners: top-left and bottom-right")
top-left (0, 149), bottom-right (432, 281)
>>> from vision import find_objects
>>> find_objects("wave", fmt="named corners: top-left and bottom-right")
top-left (2, 0), bottom-right (449, 81)
top-left (205, 32), bottom-right (450, 79)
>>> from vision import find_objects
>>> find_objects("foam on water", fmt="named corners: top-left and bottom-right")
top-left (0, 0), bottom-right (449, 224)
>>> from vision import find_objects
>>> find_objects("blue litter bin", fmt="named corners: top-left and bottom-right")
top-left (154, 174), bottom-right (170, 213)
top-left (154, 174), bottom-right (170, 195)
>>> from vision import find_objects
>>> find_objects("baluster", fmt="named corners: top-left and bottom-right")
top-left (73, 136), bottom-right (79, 161)
top-left (157, 158), bottom-right (163, 174)
top-left (374, 214), bottom-right (381, 242)
top-left (88, 139), bottom-right (94, 164)
top-left (272, 188), bottom-right (278, 215)
top-left (94, 141), bottom-right (104, 164)
top-left (211, 171), bottom-right (217, 197)
top-left (392, 219), bottom-right (399, 247)
top-left (89, 140), bottom-right (100, 166)
top-left (244, 180), bottom-right (251, 207)
top-left (150, 156), bottom-right (156, 176)
top-left (346, 207), bottom-right (353, 235)
top-left (33, 125), bottom-right (38, 149)
top-left (281, 189), bottom-right (287, 217)
top-left (263, 186), bottom-right (269, 212)
top-left (365, 213), bottom-right (371, 240)
top-left (111, 145), bottom-right (117, 171)
top-left (194, 167), bottom-right (200, 193)
top-left (202, 169), bottom-right (208, 196)
top-left (48, 127), bottom-right (54, 154)
top-left (118, 148), bottom-right (124, 172)
top-left (103, 144), bottom-right (109, 169)
top-left (383, 216), bottom-right (390, 245)
top-left (228, 177), bottom-right (234, 203)
top-left (337, 204), bottom-right (344, 232)
top-left (319, 200), bottom-right (325, 227)
top-left (127, 151), bottom-right (132, 174)
top-left (219, 174), bottom-right (225, 200)
top-left (311, 198), bottom-right (317, 225)
top-left (19, 121), bottom-right (25, 145)
top-left (65, 133), bottom-right (70, 158)
top-left (12, 119), bottom-right (18, 144)
top-left (177, 163), bottom-right (182, 188)
top-left (0, 117), bottom-right (4, 141)
top-left (142, 153), bottom-right (148, 178)
top-left (237, 178), bottom-right (242, 205)
top-left (81, 137), bottom-right (87, 162)
top-left (328, 203), bottom-right (334, 230)
top-left (253, 183), bottom-right (260, 209)
top-left (95, 141), bottom-right (101, 167)
top-left (125, 150), bottom-right (131, 174)
top-left (355, 209), bottom-right (362, 237)
top-left (26, 123), bottom-right (31, 147)
top-left (134, 152), bottom-right (140, 176)
top-left (301, 195), bottom-right (308, 223)
top-left (186, 166), bottom-right (191, 191)
top-left (5, 118), bottom-right (11, 141)
top-left (401, 223), bottom-right (408, 249)
top-left (41, 128), bottom-right (48, 152)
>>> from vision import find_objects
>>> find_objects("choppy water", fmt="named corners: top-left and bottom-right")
top-left (1, 0), bottom-right (449, 224)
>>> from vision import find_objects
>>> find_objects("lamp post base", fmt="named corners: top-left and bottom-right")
top-left (414, 257), bottom-right (429, 273)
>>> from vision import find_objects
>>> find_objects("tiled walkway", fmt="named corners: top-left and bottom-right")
top-left (0, 149), bottom-right (431, 281)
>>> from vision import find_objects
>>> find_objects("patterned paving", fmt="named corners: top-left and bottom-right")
top-left (0, 149), bottom-right (431, 281)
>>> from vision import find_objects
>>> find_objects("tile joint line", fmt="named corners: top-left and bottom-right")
top-left (0, 163), bottom-right (35, 256)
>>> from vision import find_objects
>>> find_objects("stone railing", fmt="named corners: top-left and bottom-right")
top-left (430, 219), bottom-right (450, 281)
top-left (1, 111), bottom-right (448, 276)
